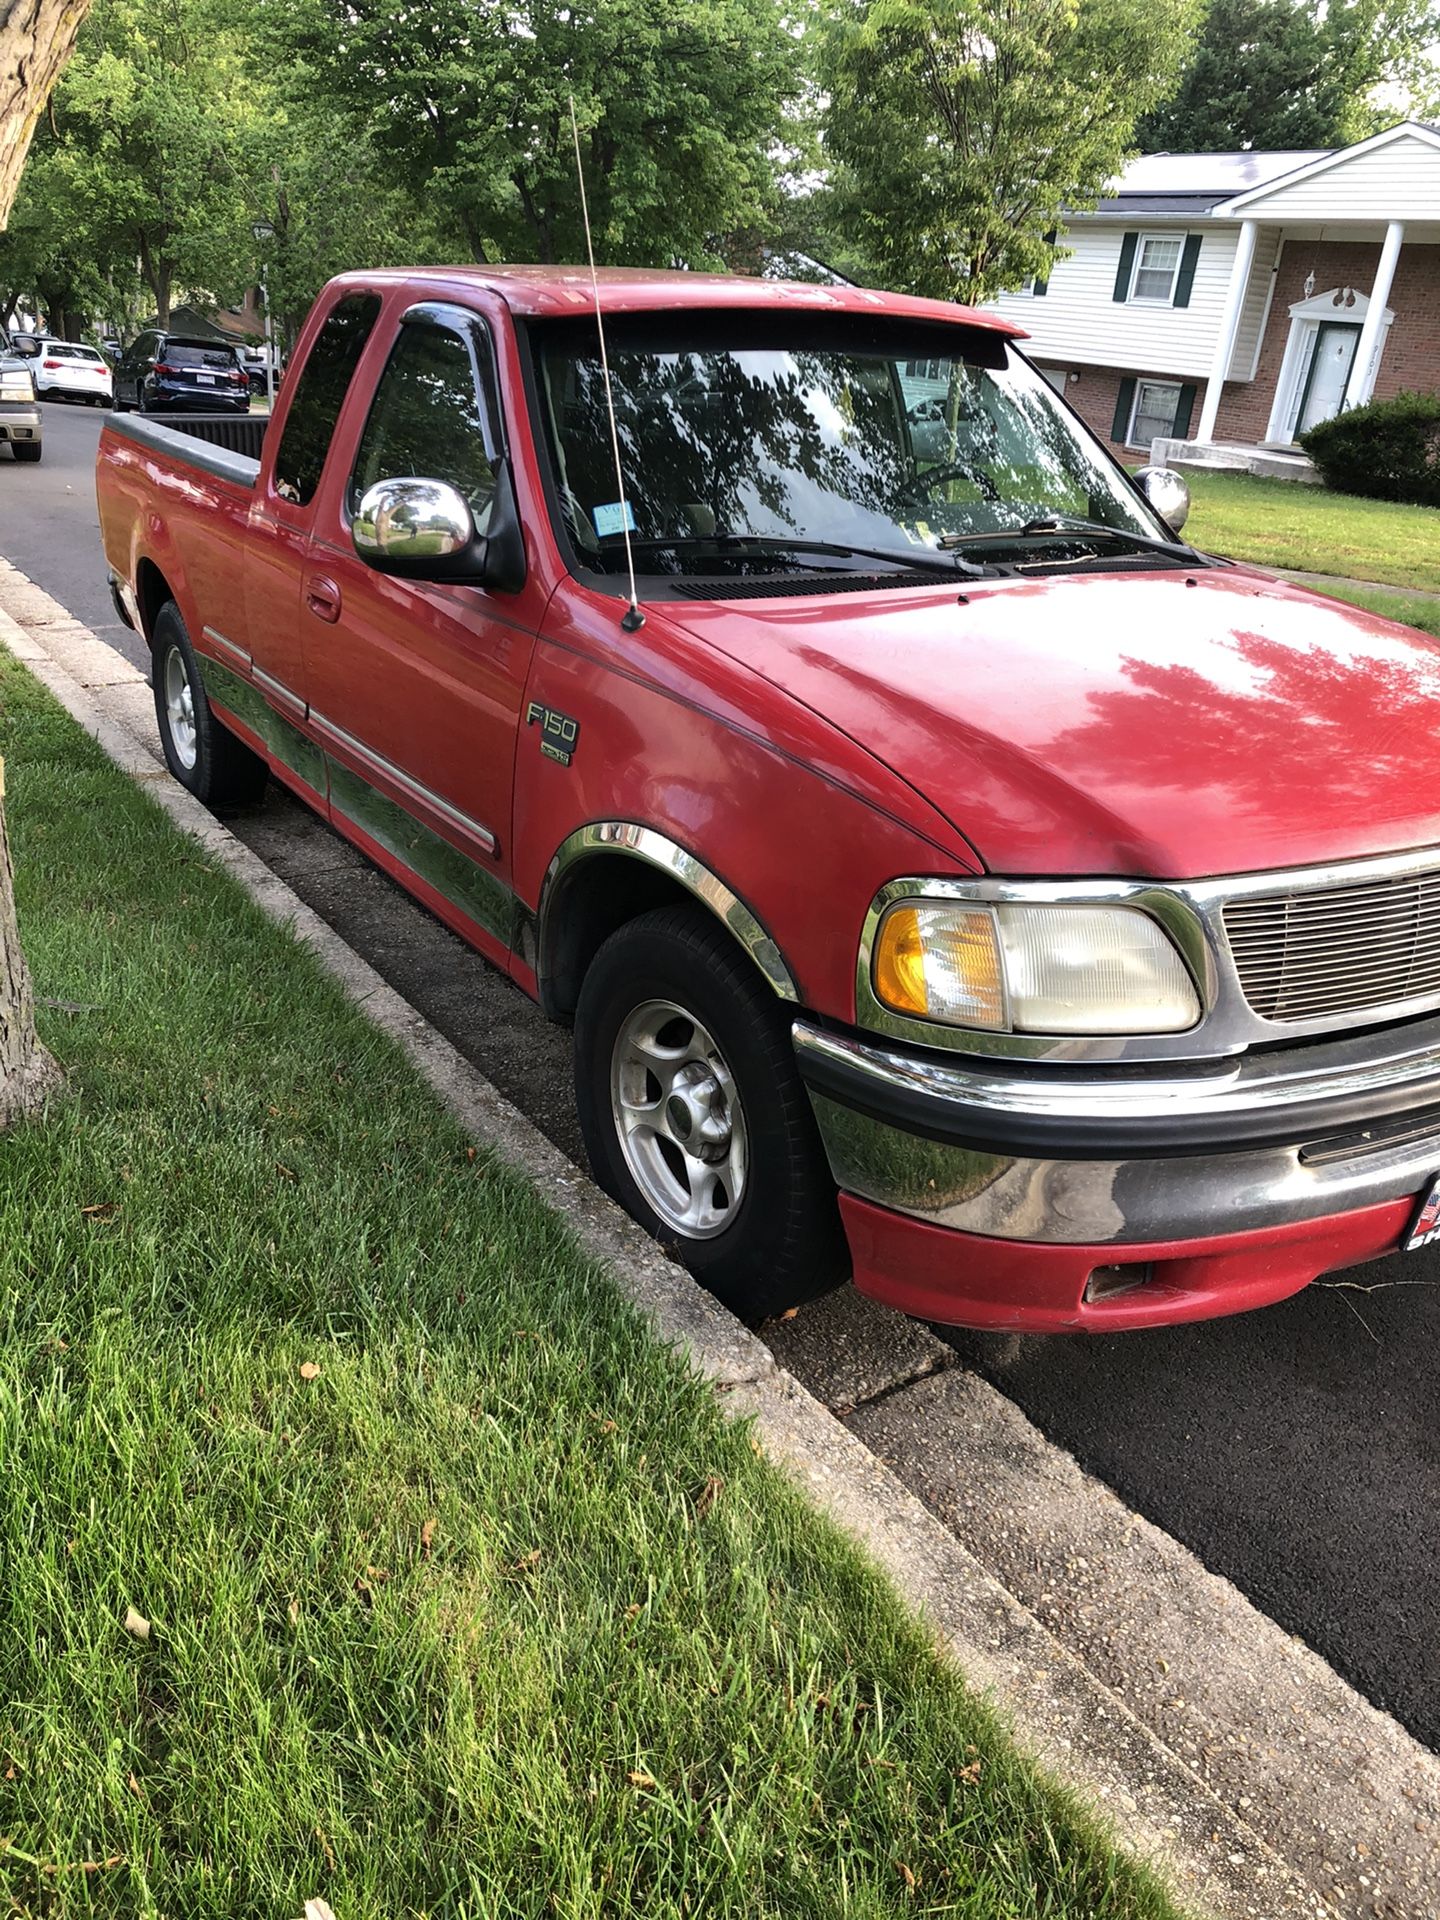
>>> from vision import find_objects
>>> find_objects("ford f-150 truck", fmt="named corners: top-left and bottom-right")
top-left (96, 267), bottom-right (1440, 1332)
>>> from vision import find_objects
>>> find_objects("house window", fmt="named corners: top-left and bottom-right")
top-left (1129, 234), bottom-right (1184, 304)
top-left (1130, 379), bottom-right (1183, 447)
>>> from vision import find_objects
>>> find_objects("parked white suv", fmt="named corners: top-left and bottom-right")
top-left (31, 337), bottom-right (113, 406)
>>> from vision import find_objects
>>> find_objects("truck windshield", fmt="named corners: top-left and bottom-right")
top-left (534, 313), bottom-right (1174, 579)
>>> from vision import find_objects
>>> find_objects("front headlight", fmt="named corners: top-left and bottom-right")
top-left (0, 373), bottom-right (33, 401)
top-left (872, 899), bottom-right (1200, 1035)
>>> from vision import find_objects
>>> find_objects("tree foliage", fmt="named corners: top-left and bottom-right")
top-left (1138, 0), bottom-right (1440, 152)
top-left (256, 103), bottom-right (464, 340)
top-left (253, 0), bottom-right (804, 267)
top-left (22, 0), bottom-right (273, 325)
top-left (818, 0), bottom-right (1202, 307)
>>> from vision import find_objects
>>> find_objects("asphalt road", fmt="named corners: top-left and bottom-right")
top-left (0, 400), bottom-right (149, 673)
top-left (9, 399), bottom-right (1440, 1753)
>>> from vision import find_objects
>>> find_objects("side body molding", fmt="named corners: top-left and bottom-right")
top-left (540, 823), bottom-right (800, 1002)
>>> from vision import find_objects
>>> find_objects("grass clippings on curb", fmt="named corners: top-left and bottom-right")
top-left (1183, 469), bottom-right (1440, 594)
top-left (0, 656), bottom-right (1184, 1920)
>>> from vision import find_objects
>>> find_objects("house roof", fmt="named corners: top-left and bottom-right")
top-left (1094, 149), bottom-right (1328, 215)
top-left (1217, 119), bottom-right (1440, 214)
top-left (1086, 119), bottom-right (1440, 219)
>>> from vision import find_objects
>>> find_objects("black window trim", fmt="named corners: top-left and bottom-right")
top-left (269, 288), bottom-right (385, 511)
top-left (340, 299), bottom-right (507, 528)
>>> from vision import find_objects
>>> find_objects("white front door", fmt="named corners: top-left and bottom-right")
top-left (1296, 323), bottom-right (1360, 434)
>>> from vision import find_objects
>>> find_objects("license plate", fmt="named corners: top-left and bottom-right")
top-left (197, 372), bottom-right (216, 384)
top-left (1404, 1172), bottom-right (1440, 1251)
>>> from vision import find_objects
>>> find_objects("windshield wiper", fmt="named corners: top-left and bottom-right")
top-left (938, 516), bottom-right (1203, 565)
top-left (622, 533), bottom-right (995, 579)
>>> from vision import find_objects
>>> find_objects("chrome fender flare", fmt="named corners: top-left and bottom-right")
top-left (538, 822), bottom-right (799, 1002)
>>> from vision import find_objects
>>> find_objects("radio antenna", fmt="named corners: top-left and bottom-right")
top-left (569, 94), bottom-right (644, 632)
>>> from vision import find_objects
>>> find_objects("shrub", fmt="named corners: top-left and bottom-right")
top-left (1299, 389), bottom-right (1440, 507)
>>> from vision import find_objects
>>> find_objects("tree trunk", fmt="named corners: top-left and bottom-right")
top-left (0, 761), bottom-right (58, 1126)
top-left (1, 0), bottom-right (94, 1126)
top-left (0, 0), bottom-right (94, 221)
top-left (136, 231), bottom-right (172, 326)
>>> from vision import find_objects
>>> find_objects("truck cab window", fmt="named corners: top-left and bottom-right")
top-left (272, 292), bottom-right (381, 507)
top-left (349, 321), bottom-right (498, 530)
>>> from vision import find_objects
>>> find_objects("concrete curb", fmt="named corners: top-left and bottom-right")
top-left (0, 555), bottom-right (1425, 1920)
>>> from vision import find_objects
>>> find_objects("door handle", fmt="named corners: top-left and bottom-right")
top-left (306, 575), bottom-right (341, 623)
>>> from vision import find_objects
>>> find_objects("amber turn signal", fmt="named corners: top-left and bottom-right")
top-left (872, 903), bottom-right (1007, 1028)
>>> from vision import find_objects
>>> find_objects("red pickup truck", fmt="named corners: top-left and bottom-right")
top-left (97, 267), bottom-right (1440, 1332)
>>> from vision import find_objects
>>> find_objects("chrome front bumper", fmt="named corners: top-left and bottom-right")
top-left (793, 1015), bottom-right (1440, 1246)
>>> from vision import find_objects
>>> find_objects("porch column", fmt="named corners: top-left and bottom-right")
top-left (1344, 220), bottom-right (1404, 410)
top-left (1195, 219), bottom-right (1258, 443)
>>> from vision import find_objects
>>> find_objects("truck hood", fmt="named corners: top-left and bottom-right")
top-left (667, 565), bottom-right (1440, 879)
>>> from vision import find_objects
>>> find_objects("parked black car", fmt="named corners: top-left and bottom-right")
top-left (112, 332), bottom-right (251, 413)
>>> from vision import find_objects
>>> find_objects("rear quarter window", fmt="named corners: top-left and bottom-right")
top-left (272, 293), bottom-right (383, 507)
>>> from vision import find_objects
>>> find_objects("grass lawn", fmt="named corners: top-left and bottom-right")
top-left (1182, 469), bottom-right (1440, 594)
top-left (0, 655), bottom-right (1184, 1920)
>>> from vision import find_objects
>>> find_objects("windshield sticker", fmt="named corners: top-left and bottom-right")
top-left (593, 500), bottom-right (638, 539)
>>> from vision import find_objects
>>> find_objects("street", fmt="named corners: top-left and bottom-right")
top-left (7, 398), bottom-right (1440, 1755)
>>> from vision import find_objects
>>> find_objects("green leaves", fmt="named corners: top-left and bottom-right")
top-left (818, 0), bottom-right (1203, 305)
top-left (252, 0), bottom-right (806, 268)
top-left (1138, 0), bottom-right (1440, 152)
top-left (5, 0), bottom-right (275, 328)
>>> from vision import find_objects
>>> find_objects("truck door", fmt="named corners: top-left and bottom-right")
top-left (240, 290), bottom-right (382, 800)
top-left (301, 300), bottom-right (534, 961)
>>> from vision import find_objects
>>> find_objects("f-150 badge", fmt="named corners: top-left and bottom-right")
top-left (526, 702), bottom-right (579, 766)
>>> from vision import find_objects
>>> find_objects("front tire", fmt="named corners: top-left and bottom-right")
top-left (152, 602), bottom-right (267, 807)
top-left (11, 442), bottom-right (41, 463)
top-left (574, 905), bottom-right (847, 1322)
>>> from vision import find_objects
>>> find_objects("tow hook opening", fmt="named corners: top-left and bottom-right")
top-left (1084, 1262), bottom-right (1153, 1304)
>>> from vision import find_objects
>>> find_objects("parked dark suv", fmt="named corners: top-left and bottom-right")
top-left (113, 332), bottom-right (251, 413)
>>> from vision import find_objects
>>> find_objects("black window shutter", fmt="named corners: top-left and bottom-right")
top-left (1032, 229), bottom-right (1057, 297)
top-left (1173, 235), bottom-right (1203, 307)
top-left (1111, 377), bottom-right (1137, 442)
top-left (1173, 383), bottom-right (1198, 437)
top-left (1113, 232), bottom-right (1139, 302)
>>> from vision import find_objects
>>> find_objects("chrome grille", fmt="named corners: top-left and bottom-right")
top-left (1225, 869), bottom-right (1440, 1022)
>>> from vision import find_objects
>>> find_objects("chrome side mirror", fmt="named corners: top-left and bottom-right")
top-left (353, 477), bottom-right (476, 567)
top-left (1135, 464), bottom-right (1191, 534)
top-left (7, 333), bottom-right (39, 357)
top-left (352, 465), bottom-right (527, 592)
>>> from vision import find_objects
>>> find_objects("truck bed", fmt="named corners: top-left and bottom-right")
top-left (103, 409), bottom-right (269, 487)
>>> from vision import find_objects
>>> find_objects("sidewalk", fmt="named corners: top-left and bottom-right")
top-left (1268, 566), bottom-right (1440, 606)
top-left (3, 556), bottom-right (1439, 1919)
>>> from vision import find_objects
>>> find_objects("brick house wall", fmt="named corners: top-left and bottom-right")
top-left (1042, 363), bottom-right (1182, 459)
top-left (1212, 238), bottom-right (1440, 443)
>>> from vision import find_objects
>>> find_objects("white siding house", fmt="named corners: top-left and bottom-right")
top-left (982, 122), bottom-right (1440, 465)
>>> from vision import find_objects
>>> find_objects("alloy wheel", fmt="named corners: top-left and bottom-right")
top-left (609, 997), bottom-right (749, 1238)
top-left (163, 644), bottom-right (198, 771)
